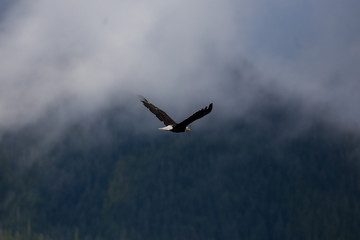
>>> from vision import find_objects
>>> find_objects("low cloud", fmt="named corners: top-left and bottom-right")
top-left (0, 0), bottom-right (359, 131)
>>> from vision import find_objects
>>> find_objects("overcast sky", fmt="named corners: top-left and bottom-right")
top-left (0, 0), bottom-right (359, 130)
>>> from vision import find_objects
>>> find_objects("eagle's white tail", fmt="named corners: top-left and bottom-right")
top-left (158, 125), bottom-right (173, 131)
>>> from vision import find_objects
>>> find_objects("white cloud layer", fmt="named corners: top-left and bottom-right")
top-left (0, 0), bottom-right (359, 130)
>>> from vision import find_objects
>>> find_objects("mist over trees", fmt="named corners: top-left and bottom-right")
top-left (1, 98), bottom-right (360, 240)
top-left (1, 1), bottom-right (359, 239)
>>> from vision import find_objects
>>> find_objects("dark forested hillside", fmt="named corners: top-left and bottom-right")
top-left (0, 104), bottom-right (360, 240)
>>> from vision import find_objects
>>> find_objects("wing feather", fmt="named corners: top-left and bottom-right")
top-left (177, 103), bottom-right (213, 128)
top-left (139, 96), bottom-right (177, 126)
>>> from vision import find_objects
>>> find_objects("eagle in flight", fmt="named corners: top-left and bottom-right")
top-left (140, 96), bottom-right (213, 133)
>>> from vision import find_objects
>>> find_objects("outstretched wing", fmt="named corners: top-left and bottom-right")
top-left (139, 96), bottom-right (177, 126)
top-left (177, 103), bottom-right (213, 128)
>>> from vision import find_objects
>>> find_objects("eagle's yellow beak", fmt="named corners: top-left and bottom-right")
top-left (186, 127), bottom-right (191, 132)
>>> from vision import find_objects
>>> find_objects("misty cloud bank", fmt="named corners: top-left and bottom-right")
top-left (0, 0), bottom-right (359, 132)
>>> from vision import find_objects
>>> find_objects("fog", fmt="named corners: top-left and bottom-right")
top-left (0, 0), bottom-right (359, 131)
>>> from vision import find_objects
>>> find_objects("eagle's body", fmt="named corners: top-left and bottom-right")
top-left (140, 96), bottom-right (213, 133)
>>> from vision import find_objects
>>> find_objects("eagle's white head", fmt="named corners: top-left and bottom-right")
top-left (185, 127), bottom-right (191, 132)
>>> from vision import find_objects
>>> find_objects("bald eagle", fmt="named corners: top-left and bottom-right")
top-left (140, 96), bottom-right (213, 133)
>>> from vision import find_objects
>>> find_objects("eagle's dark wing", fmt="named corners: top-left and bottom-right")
top-left (177, 103), bottom-right (213, 128)
top-left (140, 96), bottom-right (177, 126)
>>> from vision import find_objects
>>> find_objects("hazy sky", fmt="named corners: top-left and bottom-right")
top-left (0, 0), bottom-right (359, 130)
